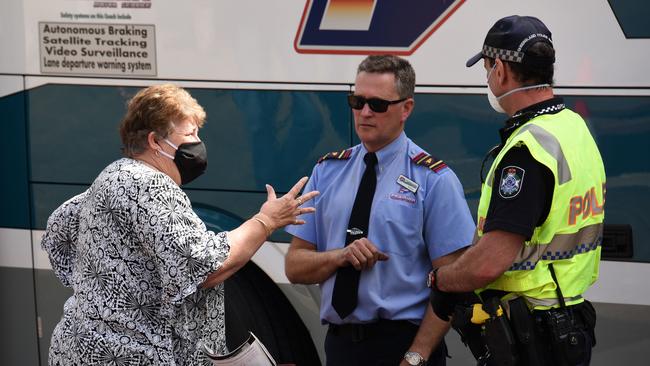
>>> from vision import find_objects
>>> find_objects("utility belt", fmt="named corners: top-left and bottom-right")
top-left (328, 319), bottom-right (418, 343)
top-left (451, 292), bottom-right (596, 366)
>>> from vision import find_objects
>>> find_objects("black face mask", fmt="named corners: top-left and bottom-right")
top-left (161, 139), bottom-right (208, 185)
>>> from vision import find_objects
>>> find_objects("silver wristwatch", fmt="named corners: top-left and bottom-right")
top-left (404, 351), bottom-right (426, 366)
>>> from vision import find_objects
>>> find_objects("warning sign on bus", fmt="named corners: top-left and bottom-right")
top-left (39, 22), bottom-right (156, 76)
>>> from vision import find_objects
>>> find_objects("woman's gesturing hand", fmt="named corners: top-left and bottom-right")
top-left (257, 177), bottom-right (319, 233)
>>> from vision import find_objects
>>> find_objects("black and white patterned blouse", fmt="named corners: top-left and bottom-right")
top-left (42, 158), bottom-right (231, 365)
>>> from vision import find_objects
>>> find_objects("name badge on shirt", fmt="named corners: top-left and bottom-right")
top-left (396, 174), bottom-right (419, 194)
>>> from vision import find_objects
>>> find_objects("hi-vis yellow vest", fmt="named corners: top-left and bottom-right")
top-left (476, 109), bottom-right (606, 309)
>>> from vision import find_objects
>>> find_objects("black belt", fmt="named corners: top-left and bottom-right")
top-left (328, 319), bottom-right (418, 342)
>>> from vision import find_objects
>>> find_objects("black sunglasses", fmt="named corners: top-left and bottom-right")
top-left (347, 94), bottom-right (407, 113)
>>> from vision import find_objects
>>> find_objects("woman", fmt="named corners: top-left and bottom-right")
top-left (41, 84), bottom-right (318, 365)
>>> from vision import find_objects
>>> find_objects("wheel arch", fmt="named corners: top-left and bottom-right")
top-left (193, 204), bottom-right (325, 364)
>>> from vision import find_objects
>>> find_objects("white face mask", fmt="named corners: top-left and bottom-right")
top-left (486, 65), bottom-right (505, 113)
top-left (486, 63), bottom-right (551, 114)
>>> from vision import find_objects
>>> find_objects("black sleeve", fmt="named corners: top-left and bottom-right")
top-left (483, 145), bottom-right (554, 240)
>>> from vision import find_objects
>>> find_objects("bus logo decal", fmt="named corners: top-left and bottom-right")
top-left (294, 0), bottom-right (466, 55)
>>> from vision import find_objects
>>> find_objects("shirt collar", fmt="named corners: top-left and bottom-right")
top-left (499, 96), bottom-right (565, 143)
top-left (360, 131), bottom-right (407, 172)
top-left (513, 96), bottom-right (565, 118)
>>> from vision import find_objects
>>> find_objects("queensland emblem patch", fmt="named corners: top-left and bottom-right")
top-left (499, 166), bottom-right (525, 199)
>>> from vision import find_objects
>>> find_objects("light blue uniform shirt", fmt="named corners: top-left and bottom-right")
top-left (286, 132), bottom-right (475, 325)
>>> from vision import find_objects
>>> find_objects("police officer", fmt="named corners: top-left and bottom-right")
top-left (428, 16), bottom-right (604, 365)
top-left (284, 55), bottom-right (475, 366)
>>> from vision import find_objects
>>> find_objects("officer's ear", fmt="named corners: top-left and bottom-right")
top-left (493, 58), bottom-right (507, 85)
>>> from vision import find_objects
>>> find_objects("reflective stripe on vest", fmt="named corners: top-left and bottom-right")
top-left (525, 294), bottom-right (583, 308)
top-left (487, 124), bottom-right (572, 187)
top-left (509, 223), bottom-right (602, 271)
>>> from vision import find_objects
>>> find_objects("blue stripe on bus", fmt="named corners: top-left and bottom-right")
top-left (26, 85), bottom-right (352, 191)
top-left (2, 85), bottom-right (648, 262)
top-left (0, 92), bottom-right (30, 229)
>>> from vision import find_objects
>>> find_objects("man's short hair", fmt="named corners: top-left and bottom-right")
top-left (487, 42), bottom-right (555, 85)
top-left (357, 55), bottom-right (415, 99)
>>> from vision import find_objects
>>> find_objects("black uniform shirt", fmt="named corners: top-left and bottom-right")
top-left (483, 97), bottom-right (566, 240)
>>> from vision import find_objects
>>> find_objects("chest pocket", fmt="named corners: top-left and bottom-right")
top-left (371, 195), bottom-right (424, 257)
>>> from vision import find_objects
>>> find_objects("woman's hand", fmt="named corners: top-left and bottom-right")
top-left (257, 177), bottom-right (319, 232)
top-left (205, 177), bottom-right (318, 287)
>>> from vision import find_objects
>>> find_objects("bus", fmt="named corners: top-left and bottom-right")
top-left (1, 0), bottom-right (648, 364)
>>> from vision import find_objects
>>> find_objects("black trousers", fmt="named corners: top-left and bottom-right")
top-left (325, 319), bottom-right (447, 366)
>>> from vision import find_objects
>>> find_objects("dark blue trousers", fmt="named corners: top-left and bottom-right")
top-left (325, 319), bottom-right (447, 366)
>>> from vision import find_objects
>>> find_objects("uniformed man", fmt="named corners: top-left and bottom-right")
top-left (428, 16), bottom-right (604, 365)
top-left (284, 55), bottom-right (475, 366)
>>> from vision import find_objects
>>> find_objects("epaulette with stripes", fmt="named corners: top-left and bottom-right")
top-left (317, 148), bottom-right (352, 164)
top-left (411, 152), bottom-right (448, 173)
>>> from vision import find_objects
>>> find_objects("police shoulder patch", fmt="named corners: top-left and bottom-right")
top-left (411, 152), bottom-right (447, 173)
top-left (499, 166), bottom-right (525, 199)
top-left (317, 148), bottom-right (352, 163)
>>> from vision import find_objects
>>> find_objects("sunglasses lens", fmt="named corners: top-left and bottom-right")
top-left (348, 95), bottom-right (395, 112)
top-left (367, 99), bottom-right (389, 113)
top-left (348, 95), bottom-right (365, 110)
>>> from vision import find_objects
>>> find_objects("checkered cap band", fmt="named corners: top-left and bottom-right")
top-left (482, 45), bottom-right (524, 63)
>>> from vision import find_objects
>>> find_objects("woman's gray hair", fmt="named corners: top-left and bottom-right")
top-left (357, 55), bottom-right (416, 98)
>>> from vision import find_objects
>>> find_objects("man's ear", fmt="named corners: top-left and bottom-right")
top-left (494, 58), bottom-right (507, 85)
top-left (401, 98), bottom-right (415, 123)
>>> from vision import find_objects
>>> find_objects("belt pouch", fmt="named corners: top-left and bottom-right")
top-left (482, 297), bottom-right (518, 366)
top-left (544, 309), bottom-right (587, 366)
top-left (508, 297), bottom-right (545, 366)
